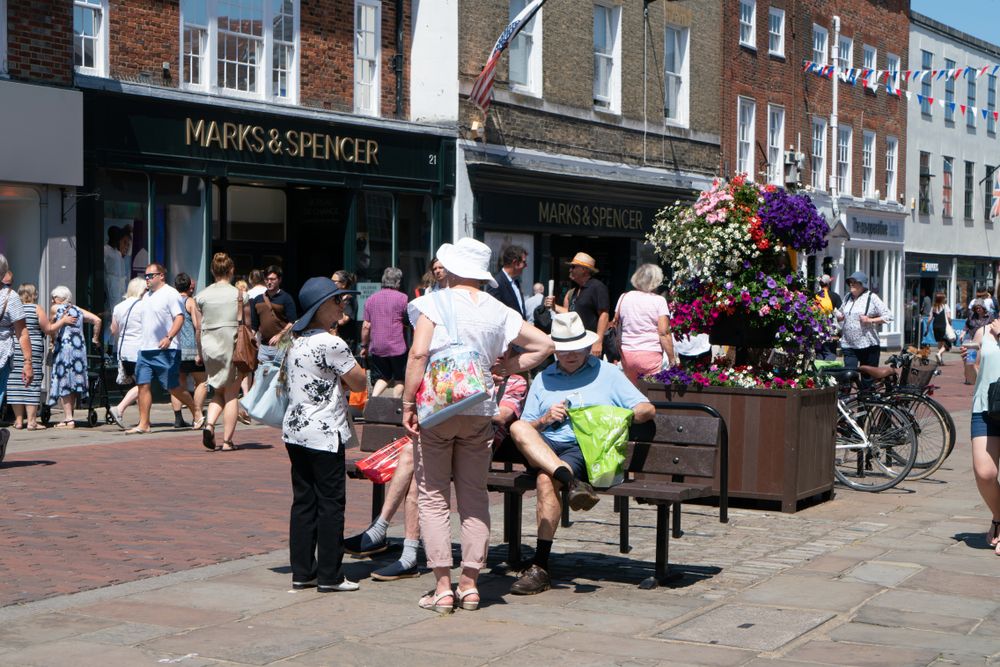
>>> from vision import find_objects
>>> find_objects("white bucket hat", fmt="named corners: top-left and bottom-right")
top-left (436, 237), bottom-right (498, 288)
top-left (550, 312), bottom-right (599, 351)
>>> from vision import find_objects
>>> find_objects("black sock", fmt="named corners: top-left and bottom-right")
top-left (552, 466), bottom-right (575, 488)
top-left (174, 410), bottom-right (183, 419)
top-left (533, 539), bottom-right (553, 570)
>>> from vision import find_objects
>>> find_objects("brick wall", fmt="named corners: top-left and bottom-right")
top-left (104, 0), bottom-right (409, 118)
top-left (6, 1), bottom-right (74, 85)
top-left (459, 0), bottom-right (721, 176)
top-left (721, 0), bottom-right (908, 199)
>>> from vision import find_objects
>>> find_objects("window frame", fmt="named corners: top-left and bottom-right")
top-left (739, 0), bottom-right (756, 50)
top-left (664, 24), bottom-right (689, 126)
top-left (885, 136), bottom-right (898, 202)
top-left (989, 74), bottom-right (997, 135)
top-left (886, 53), bottom-right (900, 94)
top-left (354, 0), bottom-right (382, 116)
top-left (767, 7), bottom-right (784, 57)
top-left (508, 0), bottom-right (543, 97)
top-left (836, 125), bottom-right (852, 196)
top-left (965, 160), bottom-right (975, 219)
top-left (0, 0), bottom-right (7, 76)
top-left (736, 96), bottom-right (756, 178)
top-left (73, 0), bottom-right (109, 77)
top-left (986, 165), bottom-right (995, 222)
top-left (945, 58), bottom-right (956, 123)
top-left (592, 2), bottom-right (622, 114)
top-left (812, 24), bottom-right (828, 66)
top-left (178, 0), bottom-right (300, 104)
top-left (838, 35), bottom-right (853, 70)
top-left (861, 130), bottom-right (875, 199)
top-left (811, 117), bottom-right (827, 191)
top-left (967, 76), bottom-right (977, 129)
top-left (919, 151), bottom-right (931, 215)
top-left (862, 44), bottom-right (876, 81)
top-left (767, 104), bottom-right (784, 185)
top-left (942, 156), bottom-right (954, 218)
top-left (921, 50), bottom-right (933, 116)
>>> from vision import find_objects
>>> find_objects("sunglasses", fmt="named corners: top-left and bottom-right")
top-left (144, 272), bottom-right (163, 280)
top-left (331, 295), bottom-right (345, 305)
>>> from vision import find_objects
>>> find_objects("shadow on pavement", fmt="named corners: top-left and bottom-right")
top-left (0, 459), bottom-right (56, 469)
top-left (953, 531), bottom-right (996, 549)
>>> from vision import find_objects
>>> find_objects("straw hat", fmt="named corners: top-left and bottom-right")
top-left (436, 238), bottom-right (498, 288)
top-left (565, 252), bottom-right (599, 274)
top-left (550, 312), bottom-right (599, 351)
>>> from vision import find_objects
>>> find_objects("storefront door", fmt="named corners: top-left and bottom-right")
top-left (548, 235), bottom-right (632, 309)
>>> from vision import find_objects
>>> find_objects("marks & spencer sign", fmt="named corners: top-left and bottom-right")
top-left (478, 192), bottom-right (656, 237)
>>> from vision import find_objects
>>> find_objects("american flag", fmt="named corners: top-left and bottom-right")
top-left (469, 0), bottom-right (547, 112)
top-left (991, 167), bottom-right (1000, 221)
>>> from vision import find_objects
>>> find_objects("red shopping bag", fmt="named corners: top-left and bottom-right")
top-left (354, 436), bottom-right (410, 484)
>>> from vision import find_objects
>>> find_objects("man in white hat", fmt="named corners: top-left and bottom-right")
top-left (544, 252), bottom-right (609, 357)
top-left (506, 312), bottom-right (655, 595)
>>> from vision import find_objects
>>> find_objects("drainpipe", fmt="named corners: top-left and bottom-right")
top-left (394, 0), bottom-right (404, 118)
top-left (830, 16), bottom-right (840, 221)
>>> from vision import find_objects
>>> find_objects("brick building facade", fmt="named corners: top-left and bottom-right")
top-left (450, 0), bottom-right (722, 303)
top-left (721, 0), bottom-right (909, 347)
top-left (1, 0), bottom-right (82, 299)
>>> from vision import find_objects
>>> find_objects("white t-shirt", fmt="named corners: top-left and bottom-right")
top-left (139, 285), bottom-right (185, 352)
top-left (283, 330), bottom-right (357, 451)
top-left (112, 296), bottom-right (145, 362)
top-left (407, 288), bottom-right (523, 420)
top-left (247, 285), bottom-right (266, 300)
top-left (617, 291), bottom-right (671, 353)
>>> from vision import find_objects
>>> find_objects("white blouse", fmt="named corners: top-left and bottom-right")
top-left (282, 330), bottom-right (357, 452)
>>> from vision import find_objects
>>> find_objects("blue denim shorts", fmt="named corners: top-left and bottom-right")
top-left (537, 434), bottom-right (588, 482)
top-left (971, 411), bottom-right (1000, 438)
top-left (136, 349), bottom-right (181, 390)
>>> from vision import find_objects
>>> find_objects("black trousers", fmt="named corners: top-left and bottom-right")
top-left (842, 345), bottom-right (881, 387)
top-left (285, 442), bottom-right (346, 586)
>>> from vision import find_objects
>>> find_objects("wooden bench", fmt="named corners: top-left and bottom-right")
top-left (346, 396), bottom-right (408, 523)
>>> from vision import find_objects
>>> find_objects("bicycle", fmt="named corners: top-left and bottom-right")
top-left (825, 369), bottom-right (919, 492)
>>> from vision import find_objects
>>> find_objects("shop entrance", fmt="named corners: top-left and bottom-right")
top-left (547, 235), bottom-right (633, 309)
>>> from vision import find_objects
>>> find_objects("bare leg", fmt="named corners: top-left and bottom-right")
top-left (62, 394), bottom-right (76, 423)
top-left (170, 373), bottom-right (187, 411)
top-left (116, 385), bottom-right (139, 418)
top-left (137, 384), bottom-right (153, 430)
top-left (168, 386), bottom-right (197, 420)
top-left (404, 475), bottom-right (420, 540)
top-left (25, 404), bottom-right (38, 428)
top-left (220, 379), bottom-right (241, 445)
top-left (11, 404), bottom-right (24, 428)
top-left (378, 442), bottom-right (414, 524)
top-left (972, 435), bottom-right (1000, 547)
top-left (191, 372), bottom-right (208, 422)
top-left (535, 472), bottom-right (563, 541)
top-left (389, 382), bottom-right (404, 398)
top-left (371, 378), bottom-right (389, 397)
top-left (510, 420), bottom-right (572, 476)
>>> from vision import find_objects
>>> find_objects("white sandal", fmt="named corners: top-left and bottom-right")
top-left (455, 587), bottom-right (480, 611)
top-left (418, 589), bottom-right (454, 615)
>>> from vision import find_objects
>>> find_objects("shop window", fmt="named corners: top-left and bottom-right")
top-left (396, 194), bottom-right (433, 298)
top-left (945, 58), bottom-right (956, 123)
top-left (861, 131), bottom-right (875, 198)
top-left (767, 105), bottom-right (784, 186)
top-left (836, 126), bottom-right (851, 195)
top-left (98, 170), bottom-right (149, 317)
top-left (920, 50), bottom-right (933, 116)
top-left (965, 161), bottom-right (975, 219)
top-left (593, 3), bottom-right (621, 113)
top-left (154, 175), bottom-right (208, 292)
top-left (918, 151), bottom-right (931, 215)
top-left (811, 117), bottom-right (826, 191)
top-left (767, 7), bottom-right (783, 57)
top-left (942, 156), bottom-right (953, 218)
top-left (179, 0), bottom-right (298, 103)
top-left (74, 0), bottom-right (108, 76)
top-left (509, 0), bottom-right (542, 97)
top-left (812, 24), bottom-right (827, 66)
top-left (736, 96), bottom-right (755, 178)
top-left (227, 185), bottom-right (286, 242)
top-left (664, 25), bottom-right (689, 126)
top-left (354, 0), bottom-right (381, 116)
top-left (738, 0), bottom-right (755, 49)
top-left (885, 136), bottom-right (898, 202)
top-left (355, 192), bottom-right (393, 286)
top-left (968, 77), bottom-right (977, 128)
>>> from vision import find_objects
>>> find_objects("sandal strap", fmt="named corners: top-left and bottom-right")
top-left (456, 587), bottom-right (479, 600)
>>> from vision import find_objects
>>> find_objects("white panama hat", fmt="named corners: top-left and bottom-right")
top-left (550, 312), bottom-right (599, 351)
top-left (436, 237), bottom-right (498, 288)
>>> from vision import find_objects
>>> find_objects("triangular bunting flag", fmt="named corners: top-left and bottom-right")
top-left (905, 90), bottom-right (913, 100)
top-left (980, 65), bottom-right (989, 78)
top-left (947, 101), bottom-right (955, 111)
top-left (994, 111), bottom-right (999, 121)
top-left (983, 108), bottom-right (990, 120)
top-left (993, 65), bottom-right (1000, 76)
top-left (935, 69), bottom-right (945, 79)
top-left (905, 70), bottom-right (913, 81)
top-left (961, 104), bottom-right (967, 115)
top-left (803, 60), bottom-right (813, 72)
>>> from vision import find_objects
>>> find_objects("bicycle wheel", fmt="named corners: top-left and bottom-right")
top-left (835, 402), bottom-right (917, 492)
top-left (888, 393), bottom-right (950, 480)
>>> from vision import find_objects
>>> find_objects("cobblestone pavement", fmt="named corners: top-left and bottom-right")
top-left (1, 360), bottom-right (998, 665)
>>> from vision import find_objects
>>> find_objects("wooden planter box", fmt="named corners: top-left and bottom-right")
top-left (641, 383), bottom-right (837, 513)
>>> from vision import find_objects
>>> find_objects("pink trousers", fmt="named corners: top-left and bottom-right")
top-left (621, 348), bottom-right (664, 385)
top-left (414, 416), bottom-right (494, 570)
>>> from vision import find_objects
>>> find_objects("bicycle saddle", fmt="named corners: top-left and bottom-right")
top-left (858, 365), bottom-right (896, 380)
top-left (821, 368), bottom-right (859, 387)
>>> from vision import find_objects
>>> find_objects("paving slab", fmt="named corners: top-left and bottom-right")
top-left (898, 567), bottom-right (1000, 600)
top-left (487, 644), bottom-right (660, 667)
top-left (0, 639), bottom-right (220, 667)
top-left (658, 604), bottom-right (834, 651)
top-left (829, 621), bottom-right (1000, 660)
top-left (783, 639), bottom-right (942, 667)
top-left (0, 612), bottom-right (118, 652)
top-left (795, 555), bottom-right (863, 575)
top-left (734, 574), bottom-right (881, 612)
top-left (248, 593), bottom-right (424, 638)
top-left (367, 613), bottom-right (557, 658)
top-left (852, 605), bottom-right (980, 634)
top-left (73, 621), bottom-right (178, 645)
top-left (114, 580), bottom-right (302, 615)
top-left (841, 560), bottom-right (924, 587)
top-left (279, 640), bottom-right (478, 667)
top-left (864, 588), bottom-right (999, 620)
top-left (534, 630), bottom-right (755, 666)
top-left (70, 599), bottom-right (240, 628)
top-left (140, 620), bottom-right (339, 665)
top-left (478, 599), bottom-right (664, 634)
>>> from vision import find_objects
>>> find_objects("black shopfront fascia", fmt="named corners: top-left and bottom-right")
top-left (79, 89), bottom-right (455, 308)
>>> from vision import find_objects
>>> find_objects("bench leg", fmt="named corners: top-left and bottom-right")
top-left (640, 503), bottom-right (678, 590)
top-left (613, 496), bottom-right (622, 513)
top-left (618, 496), bottom-right (630, 554)
top-left (503, 492), bottom-right (513, 543)
top-left (508, 492), bottom-right (523, 565)
top-left (561, 488), bottom-right (570, 528)
top-left (672, 501), bottom-right (682, 539)
top-left (370, 483), bottom-right (385, 524)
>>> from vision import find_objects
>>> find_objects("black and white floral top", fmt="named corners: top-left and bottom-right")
top-left (282, 329), bottom-right (357, 452)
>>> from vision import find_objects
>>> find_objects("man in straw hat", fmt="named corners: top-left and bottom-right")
top-left (506, 312), bottom-right (655, 595)
top-left (544, 252), bottom-right (609, 357)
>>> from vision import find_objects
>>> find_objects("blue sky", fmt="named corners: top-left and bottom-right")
top-left (911, 0), bottom-right (1000, 46)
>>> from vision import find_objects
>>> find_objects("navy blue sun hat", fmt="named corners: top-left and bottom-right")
top-left (847, 271), bottom-right (869, 289)
top-left (293, 277), bottom-right (360, 333)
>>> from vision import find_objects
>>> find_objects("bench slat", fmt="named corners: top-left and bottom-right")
top-left (363, 396), bottom-right (403, 424)
top-left (359, 424), bottom-right (408, 452)
top-left (603, 479), bottom-right (713, 502)
top-left (624, 442), bottom-right (717, 477)
top-left (487, 471), bottom-right (537, 491)
top-left (629, 414), bottom-right (721, 446)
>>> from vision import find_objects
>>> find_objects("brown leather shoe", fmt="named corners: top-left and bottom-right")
top-left (568, 480), bottom-right (599, 511)
top-left (510, 564), bottom-right (551, 595)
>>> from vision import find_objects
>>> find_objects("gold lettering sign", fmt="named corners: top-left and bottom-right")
top-left (184, 117), bottom-right (380, 165)
top-left (537, 201), bottom-right (644, 231)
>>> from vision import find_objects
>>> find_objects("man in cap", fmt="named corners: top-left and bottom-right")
top-left (544, 252), bottom-right (609, 357)
top-left (506, 312), bottom-right (655, 595)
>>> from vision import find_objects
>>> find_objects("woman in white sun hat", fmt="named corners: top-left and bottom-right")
top-left (402, 237), bottom-right (553, 615)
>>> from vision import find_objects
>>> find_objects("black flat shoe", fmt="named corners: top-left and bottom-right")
top-left (201, 426), bottom-right (216, 450)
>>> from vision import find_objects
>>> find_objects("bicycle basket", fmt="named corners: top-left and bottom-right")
top-left (900, 365), bottom-right (936, 390)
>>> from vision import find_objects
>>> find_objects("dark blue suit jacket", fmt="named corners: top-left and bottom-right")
top-left (486, 270), bottom-right (526, 319)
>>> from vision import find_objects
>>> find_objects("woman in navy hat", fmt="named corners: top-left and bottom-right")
top-left (836, 271), bottom-right (893, 377)
top-left (282, 277), bottom-right (367, 593)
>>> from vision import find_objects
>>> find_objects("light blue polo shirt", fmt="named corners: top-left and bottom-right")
top-left (521, 356), bottom-right (648, 444)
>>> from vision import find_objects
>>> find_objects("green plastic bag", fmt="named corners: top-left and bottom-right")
top-left (568, 405), bottom-right (634, 488)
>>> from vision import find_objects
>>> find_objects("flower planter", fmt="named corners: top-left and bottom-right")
top-left (641, 382), bottom-right (837, 512)
top-left (708, 312), bottom-right (779, 348)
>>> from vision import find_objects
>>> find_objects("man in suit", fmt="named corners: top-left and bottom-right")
top-left (487, 244), bottom-right (529, 320)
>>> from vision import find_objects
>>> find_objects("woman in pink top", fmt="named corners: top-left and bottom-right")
top-left (614, 264), bottom-right (675, 386)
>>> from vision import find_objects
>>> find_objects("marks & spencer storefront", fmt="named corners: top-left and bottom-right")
top-left (79, 88), bottom-right (455, 324)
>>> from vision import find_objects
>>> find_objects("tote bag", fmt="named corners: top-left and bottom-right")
top-left (415, 289), bottom-right (490, 429)
top-left (233, 291), bottom-right (259, 374)
top-left (239, 357), bottom-right (288, 428)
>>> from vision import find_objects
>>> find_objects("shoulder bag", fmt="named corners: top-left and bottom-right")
top-left (415, 289), bottom-right (491, 429)
top-left (988, 380), bottom-right (1000, 424)
top-left (115, 298), bottom-right (140, 385)
top-left (603, 293), bottom-right (625, 363)
top-left (233, 290), bottom-right (259, 374)
top-left (239, 348), bottom-right (289, 428)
